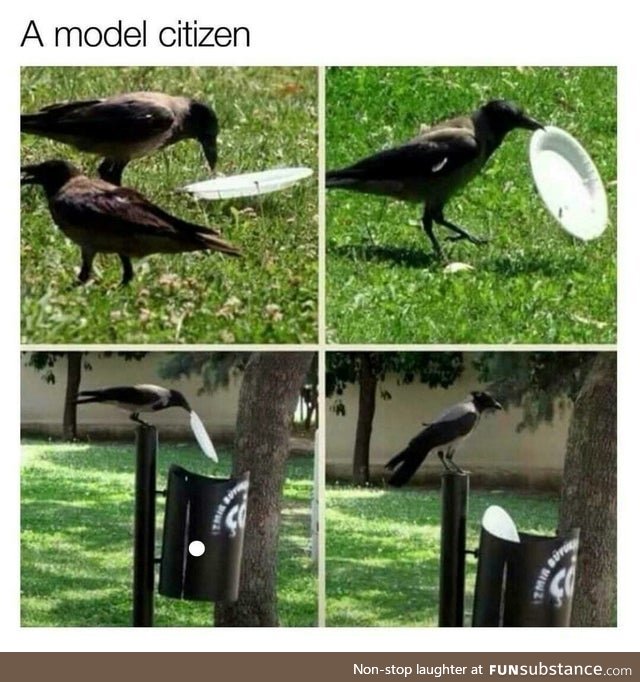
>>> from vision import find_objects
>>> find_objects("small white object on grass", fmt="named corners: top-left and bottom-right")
top-left (443, 262), bottom-right (475, 274)
top-left (190, 410), bottom-right (218, 463)
top-left (529, 126), bottom-right (608, 240)
top-left (180, 167), bottom-right (313, 200)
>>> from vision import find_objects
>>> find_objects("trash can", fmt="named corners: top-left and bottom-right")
top-left (159, 465), bottom-right (250, 602)
top-left (472, 505), bottom-right (579, 626)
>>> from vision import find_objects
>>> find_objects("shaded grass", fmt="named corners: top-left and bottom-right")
top-left (21, 66), bottom-right (318, 343)
top-left (325, 67), bottom-right (616, 343)
top-left (21, 441), bottom-right (316, 627)
top-left (325, 483), bottom-right (558, 626)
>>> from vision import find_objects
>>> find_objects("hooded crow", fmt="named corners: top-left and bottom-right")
top-left (21, 160), bottom-right (241, 285)
top-left (385, 391), bottom-right (502, 487)
top-left (21, 92), bottom-right (219, 185)
top-left (75, 384), bottom-right (191, 426)
top-left (326, 100), bottom-right (544, 257)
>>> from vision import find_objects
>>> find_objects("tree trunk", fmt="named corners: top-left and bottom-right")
top-left (62, 352), bottom-right (82, 441)
top-left (559, 352), bottom-right (616, 626)
top-left (352, 353), bottom-right (377, 485)
top-left (214, 352), bottom-right (314, 627)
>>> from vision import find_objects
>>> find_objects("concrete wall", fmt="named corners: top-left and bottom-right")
top-left (21, 352), bottom-right (241, 440)
top-left (326, 362), bottom-right (571, 490)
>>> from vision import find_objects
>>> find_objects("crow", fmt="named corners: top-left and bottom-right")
top-left (326, 100), bottom-right (544, 257)
top-left (385, 391), bottom-right (503, 487)
top-left (21, 92), bottom-right (219, 185)
top-left (75, 384), bottom-right (192, 426)
top-left (21, 159), bottom-right (241, 286)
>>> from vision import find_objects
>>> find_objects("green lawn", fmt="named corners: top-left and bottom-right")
top-left (325, 67), bottom-right (616, 343)
top-left (21, 67), bottom-right (318, 344)
top-left (21, 441), bottom-right (317, 627)
top-left (326, 483), bottom-right (558, 626)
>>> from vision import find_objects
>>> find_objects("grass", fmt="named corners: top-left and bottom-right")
top-left (21, 440), bottom-right (317, 627)
top-left (325, 483), bottom-right (559, 626)
top-left (21, 67), bottom-right (318, 344)
top-left (325, 67), bottom-right (617, 343)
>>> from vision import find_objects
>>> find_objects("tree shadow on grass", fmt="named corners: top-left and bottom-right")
top-left (331, 243), bottom-right (438, 269)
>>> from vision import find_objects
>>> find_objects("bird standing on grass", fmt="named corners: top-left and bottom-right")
top-left (21, 159), bottom-right (241, 286)
top-left (75, 384), bottom-right (192, 426)
top-left (21, 91), bottom-right (219, 185)
top-left (326, 100), bottom-right (544, 257)
top-left (385, 391), bottom-right (503, 487)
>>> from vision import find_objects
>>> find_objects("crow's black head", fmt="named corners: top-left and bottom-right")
top-left (480, 99), bottom-right (544, 136)
top-left (470, 390), bottom-right (503, 413)
top-left (186, 100), bottom-right (219, 172)
top-left (168, 389), bottom-right (192, 412)
top-left (21, 159), bottom-right (81, 196)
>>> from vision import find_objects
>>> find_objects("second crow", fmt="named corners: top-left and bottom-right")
top-left (385, 391), bottom-right (503, 487)
top-left (326, 100), bottom-right (544, 257)
top-left (75, 384), bottom-right (191, 426)
top-left (21, 91), bottom-right (219, 185)
top-left (21, 159), bottom-right (241, 286)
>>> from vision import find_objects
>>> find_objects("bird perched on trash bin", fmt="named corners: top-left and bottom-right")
top-left (326, 100), bottom-right (544, 257)
top-left (385, 391), bottom-right (503, 487)
top-left (21, 91), bottom-right (219, 185)
top-left (75, 384), bottom-right (192, 426)
top-left (20, 159), bottom-right (241, 286)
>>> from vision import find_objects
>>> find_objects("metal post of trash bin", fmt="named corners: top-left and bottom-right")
top-left (438, 470), bottom-right (469, 627)
top-left (133, 424), bottom-right (157, 627)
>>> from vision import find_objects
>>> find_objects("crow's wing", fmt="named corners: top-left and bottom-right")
top-left (408, 409), bottom-right (478, 452)
top-left (25, 98), bottom-right (175, 143)
top-left (55, 185), bottom-right (222, 239)
top-left (77, 385), bottom-right (163, 405)
top-left (330, 129), bottom-right (479, 183)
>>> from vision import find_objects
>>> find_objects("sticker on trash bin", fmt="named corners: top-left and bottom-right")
top-left (531, 536), bottom-right (579, 608)
top-left (188, 540), bottom-right (205, 557)
top-left (211, 478), bottom-right (249, 538)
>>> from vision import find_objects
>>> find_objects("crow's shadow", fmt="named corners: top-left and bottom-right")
top-left (331, 243), bottom-right (438, 269)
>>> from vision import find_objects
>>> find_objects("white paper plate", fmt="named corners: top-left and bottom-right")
top-left (181, 167), bottom-right (314, 199)
top-left (481, 505), bottom-right (520, 543)
top-left (190, 411), bottom-right (218, 463)
top-left (529, 126), bottom-right (608, 240)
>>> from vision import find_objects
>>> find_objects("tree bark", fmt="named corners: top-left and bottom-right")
top-left (214, 352), bottom-right (314, 627)
top-left (352, 353), bottom-right (377, 485)
top-left (62, 352), bottom-right (82, 441)
top-left (559, 352), bottom-right (616, 626)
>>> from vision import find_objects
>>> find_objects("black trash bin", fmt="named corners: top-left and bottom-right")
top-left (159, 465), bottom-right (250, 602)
top-left (472, 505), bottom-right (579, 627)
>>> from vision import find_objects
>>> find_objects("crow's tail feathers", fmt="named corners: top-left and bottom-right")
top-left (326, 167), bottom-right (362, 188)
top-left (384, 447), bottom-right (427, 488)
top-left (74, 390), bottom-right (103, 405)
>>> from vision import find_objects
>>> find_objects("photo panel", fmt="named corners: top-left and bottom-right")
top-left (20, 350), bottom-right (319, 627)
top-left (325, 67), bottom-right (616, 344)
top-left (325, 350), bottom-right (616, 627)
top-left (20, 67), bottom-right (318, 344)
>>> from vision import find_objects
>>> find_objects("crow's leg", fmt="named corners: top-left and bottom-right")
top-left (130, 412), bottom-right (150, 426)
top-left (98, 159), bottom-right (128, 186)
top-left (119, 255), bottom-right (134, 286)
top-left (433, 209), bottom-right (487, 246)
top-left (77, 248), bottom-right (96, 285)
top-left (446, 448), bottom-right (465, 474)
top-left (438, 451), bottom-right (452, 471)
top-left (422, 205), bottom-right (444, 258)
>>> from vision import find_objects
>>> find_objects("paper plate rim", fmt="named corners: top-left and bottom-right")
top-left (181, 166), bottom-right (314, 199)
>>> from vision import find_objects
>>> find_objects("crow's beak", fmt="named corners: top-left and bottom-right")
top-left (20, 165), bottom-right (38, 186)
top-left (200, 135), bottom-right (218, 173)
top-left (520, 114), bottom-right (545, 132)
top-left (492, 399), bottom-right (504, 411)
